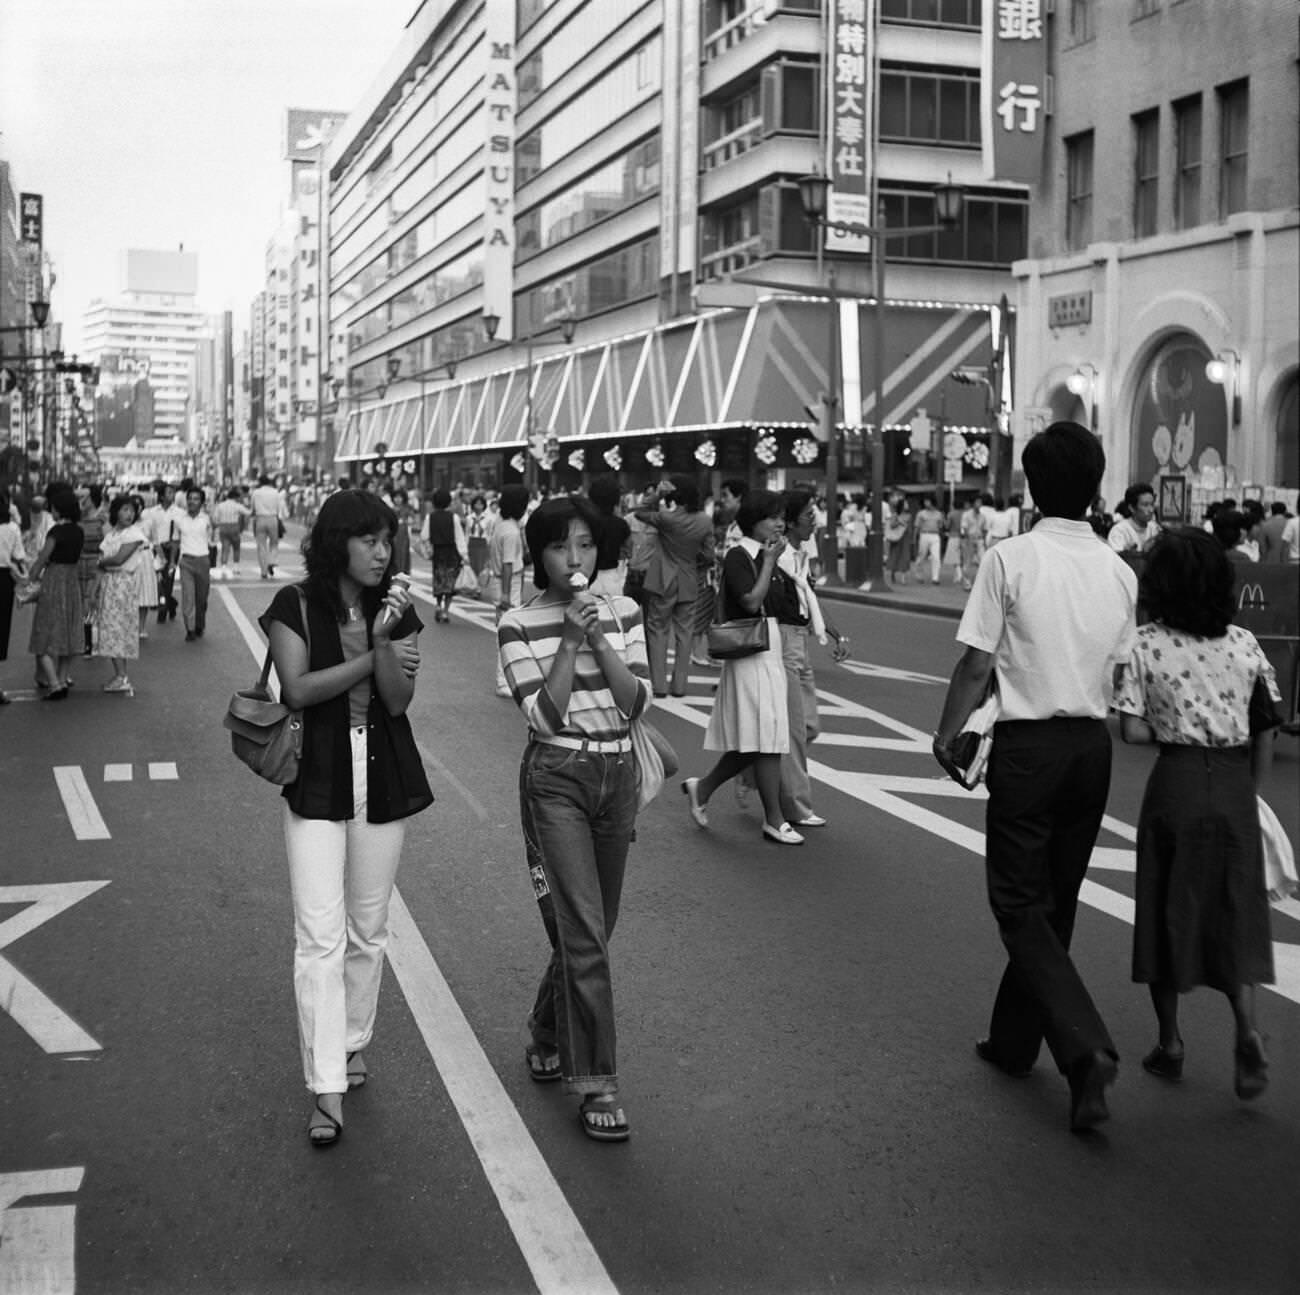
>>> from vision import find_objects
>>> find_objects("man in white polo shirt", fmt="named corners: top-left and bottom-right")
top-left (176, 486), bottom-right (214, 641)
top-left (933, 421), bottom-right (1137, 1134)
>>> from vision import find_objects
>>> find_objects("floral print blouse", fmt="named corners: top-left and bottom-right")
top-left (1113, 621), bottom-right (1282, 747)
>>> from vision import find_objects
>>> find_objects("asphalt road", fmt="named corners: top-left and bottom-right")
top-left (2, 551), bottom-right (1298, 1295)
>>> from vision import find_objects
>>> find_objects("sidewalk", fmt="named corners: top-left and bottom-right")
top-left (815, 573), bottom-right (971, 620)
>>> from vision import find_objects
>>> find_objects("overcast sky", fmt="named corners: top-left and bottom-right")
top-left (0, 0), bottom-right (417, 351)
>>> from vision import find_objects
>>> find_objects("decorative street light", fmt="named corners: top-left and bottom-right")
top-left (798, 173), bottom-right (963, 587)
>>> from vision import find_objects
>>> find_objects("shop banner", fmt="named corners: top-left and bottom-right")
top-left (19, 193), bottom-right (42, 249)
top-left (825, 0), bottom-right (874, 255)
top-left (981, 1), bottom-right (1048, 183)
top-left (482, 0), bottom-right (517, 340)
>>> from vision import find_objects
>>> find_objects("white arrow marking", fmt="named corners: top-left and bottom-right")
top-left (0, 882), bottom-right (110, 1053)
top-left (52, 767), bottom-right (110, 840)
top-left (0, 1168), bottom-right (85, 1295)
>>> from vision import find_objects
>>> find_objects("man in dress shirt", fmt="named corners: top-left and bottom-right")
top-left (250, 474), bottom-right (287, 578)
top-left (142, 482), bottom-right (187, 622)
top-left (1107, 483), bottom-right (1160, 552)
top-left (933, 421), bottom-right (1138, 1134)
top-left (176, 488), bottom-right (214, 641)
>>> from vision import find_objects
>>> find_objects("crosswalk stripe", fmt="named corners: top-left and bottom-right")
top-left (52, 767), bottom-right (110, 841)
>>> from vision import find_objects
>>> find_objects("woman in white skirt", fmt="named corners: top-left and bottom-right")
top-left (681, 490), bottom-right (803, 845)
top-left (130, 493), bottom-right (159, 638)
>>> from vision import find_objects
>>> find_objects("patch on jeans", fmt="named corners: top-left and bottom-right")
top-left (529, 863), bottom-right (550, 900)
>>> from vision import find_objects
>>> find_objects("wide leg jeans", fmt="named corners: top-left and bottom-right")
top-left (520, 743), bottom-right (637, 1096)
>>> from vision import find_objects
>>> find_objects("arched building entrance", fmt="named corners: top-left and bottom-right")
top-left (1129, 333), bottom-right (1227, 490)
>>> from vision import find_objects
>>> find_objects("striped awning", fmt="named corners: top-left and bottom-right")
top-left (338, 296), bottom-right (996, 461)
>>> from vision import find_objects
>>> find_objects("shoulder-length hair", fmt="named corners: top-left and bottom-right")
top-left (302, 488), bottom-right (399, 622)
top-left (1140, 527), bottom-right (1234, 639)
top-left (108, 493), bottom-right (138, 525)
top-left (524, 494), bottom-right (600, 590)
top-left (735, 489), bottom-right (784, 537)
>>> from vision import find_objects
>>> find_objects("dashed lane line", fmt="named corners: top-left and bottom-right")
top-left (222, 584), bottom-right (617, 1295)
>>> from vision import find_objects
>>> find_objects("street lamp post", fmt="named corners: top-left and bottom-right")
top-left (797, 174), bottom-right (963, 587)
top-left (480, 311), bottom-right (576, 492)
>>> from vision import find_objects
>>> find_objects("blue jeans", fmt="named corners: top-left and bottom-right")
top-left (520, 741), bottom-right (637, 1095)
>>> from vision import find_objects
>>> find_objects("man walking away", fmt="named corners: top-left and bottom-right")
top-left (251, 474), bottom-right (285, 578)
top-left (914, 495), bottom-right (946, 584)
top-left (932, 421), bottom-right (1137, 1133)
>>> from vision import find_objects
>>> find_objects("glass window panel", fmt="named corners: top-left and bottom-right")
top-left (880, 74), bottom-right (908, 139)
top-left (908, 77), bottom-right (937, 141)
top-left (783, 65), bottom-right (818, 131)
top-left (938, 78), bottom-right (967, 143)
top-left (994, 201), bottom-right (1027, 263)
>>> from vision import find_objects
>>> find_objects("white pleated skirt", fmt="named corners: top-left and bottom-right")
top-left (703, 617), bottom-right (789, 754)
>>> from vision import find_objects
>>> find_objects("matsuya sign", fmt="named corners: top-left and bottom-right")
top-left (482, 0), bottom-right (516, 340)
top-left (981, 0), bottom-right (1048, 184)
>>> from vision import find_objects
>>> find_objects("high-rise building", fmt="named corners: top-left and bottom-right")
top-left (82, 249), bottom-right (206, 443)
top-left (1010, 0), bottom-right (1298, 511)
top-left (327, 0), bottom-right (1025, 497)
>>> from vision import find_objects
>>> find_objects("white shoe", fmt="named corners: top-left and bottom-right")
top-left (762, 822), bottom-right (804, 845)
top-left (682, 778), bottom-right (709, 828)
top-left (795, 814), bottom-right (827, 828)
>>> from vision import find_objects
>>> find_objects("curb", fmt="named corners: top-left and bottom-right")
top-left (816, 586), bottom-right (966, 621)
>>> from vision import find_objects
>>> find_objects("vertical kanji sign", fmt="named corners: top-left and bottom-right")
top-left (981, 0), bottom-right (1048, 183)
top-left (825, 0), bottom-right (873, 254)
top-left (19, 194), bottom-right (42, 250)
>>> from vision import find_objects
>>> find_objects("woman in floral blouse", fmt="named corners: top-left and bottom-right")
top-left (1113, 528), bottom-right (1282, 1101)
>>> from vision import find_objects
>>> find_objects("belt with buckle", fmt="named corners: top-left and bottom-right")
top-left (531, 731), bottom-right (631, 754)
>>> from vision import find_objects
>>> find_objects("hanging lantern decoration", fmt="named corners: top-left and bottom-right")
top-left (568, 447), bottom-right (585, 471)
top-left (540, 435), bottom-right (561, 471)
top-left (962, 436), bottom-right (990, 470)
top-left (361, 461), bottom-right (374, 476)
top-left (510, 451), bottom-right (527, 474)
top-left (603, 443), bottom-right (622, 470)
top-left (792, 436), bottom-right (820, 465)
top-left (645, 441), bottom-right (665, 467)
top-left (693, 438), bottom-right (717, 467)
top-left (754, 429), bottom-right (779, 465)
top-left (402, 459), bottom-right (416, 474)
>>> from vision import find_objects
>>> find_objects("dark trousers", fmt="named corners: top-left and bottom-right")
top-left (179, 555), bottom-right (210, 633)
top-left (643, 592), bottom-right (694, 695)
top-left (0, 568), bottom-right (13, 660)
top-left (983, 717), bottom-right (1116, 1076)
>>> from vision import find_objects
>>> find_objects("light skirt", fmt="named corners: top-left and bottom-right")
top-left (704, 618), bottom-right (789, 754)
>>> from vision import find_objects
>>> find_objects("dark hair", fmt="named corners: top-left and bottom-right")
top-left (1211, 508), bottom-right (1246, 550)
top-left (186, 486), bottom-right (206, 507)
top-left (524, 495), bottom-right (600, 589)
top-left (107, 493), bottom-right (139, 525)
top-left (720, 478), bottom-right (749, 501)
top-left (736, 489), bottom-right (785, 536)
top-left (47, 484), bottom-right (79, 523)
top-left (587, 473), bottom-right (621, 513)
top-left (498, 483), bottom-right (530, 522)
top-left (1271, 501), bottom-right (1288, 516)
top-left (1140, 527), bottom-right (1234, 638)
top-left (431, 487), bottom-right (452, 509)
top-left (470, 493), bottom-right (487, 511)
top-left (1123, 482), bottom-right (1155, 510)
top-left (1021, 421), bottom-right (1104, 519)
top-left (781, 488), bottom-right (815, 527)
top-left (666, 473), bottom-right (700, 512)
top-left (258, 474), bottom-right (273, 486)
top-left (302, 489), bottom-right (399, 622)
top-left (87, 483), bottom-right (105, 508)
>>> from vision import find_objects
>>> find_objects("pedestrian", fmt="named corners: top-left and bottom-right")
top-left (913, 494), bottom-right (946, 584)
top-left (943, 496), bottom-right (963, 581)
top-left (142, 482), bottom-right (184, 623)
top-left (76, 485), bottom-right (107, 658)
top-left (1257, 501), bottom-right (1290, 563)
top-left (932, 421), bottom-right (1138, 1133)
top-left (212, 486), bottom-right (251, 579)
top-left (91, 494), bottom-right (148, 694)
top-left (958, 494), bottom-right (988, 590)
top-left (1112, 528), bottom-right (1280, 1099)
top-left (420, 488), bottom-right (469, 623)
top-left (1085, 495), bottom-right (1112, 540)
top-left (497, 494), bottom-right (648, 1142)
top-left (176, 487), bottom-right (214, 641)
top-left (885, 493), bottom-right (913, 583)
top-left (26, 483), bottom-right (85, 700)
top-left (465, 494), bottom-right (494, 580)
top-left (773, 489), bottom-right (850, 828)
top-left (388, 488), bottom-right (414, 575)
top-left (0, 489), bottom-right (28, 704)
top-left (22, 493), bottom-right (52, 563)
top-left (1281, 507), bottom-right (1300, 562)
top-left (1211, 508), bottom-right (1254, 563)
top-left (986, 495), bottom-right (1017, 548)
top-left (586, 474), bottom-right (630, 600)
top-left (634, 474), bottom-right (715, 698)
top-left (1108, 482), bottom-right (1161, 553)
top-left (251, 474), bottom-right (285, 578)
top-left (261, 488), bottom-right (428, 1146)
top-left (681, 489), bottom-right (803, 845)
top-left (486, 483), bottom-right (530, 697)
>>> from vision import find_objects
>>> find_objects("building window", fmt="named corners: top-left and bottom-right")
top-left (1067, 0), bottom-right (1094, 43)
top-left (1218, 79), bottom-right (1249, 218)
top-left (879, 67), bottom-right (980, 147)
top-left (1065, 130), bottom-right (1094, 251)
top-left (880, 0), bottom-right (982, 28)
top-left (1132, 109), bottom-right (1159, 238)
top-left (1173, 95), bottom-right (1202, 229)
top-left (879, 186), bottom-right (1027, 266)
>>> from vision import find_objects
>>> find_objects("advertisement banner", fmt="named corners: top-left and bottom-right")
top-left (981, 0), bottom-right (1048, 183)
top-left (825, 0), bottom-right (874, 255)
top-left (19, 193), bottom-right (42, 248)
top-left (284, 110), bottom-right (344, 163)
top-left (482, 0), bottom-right (517, 340)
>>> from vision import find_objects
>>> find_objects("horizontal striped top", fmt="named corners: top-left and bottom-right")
top-left (498, 594), bottom-right (650, 740)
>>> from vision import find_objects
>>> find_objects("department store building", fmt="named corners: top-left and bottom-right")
top-left (328, 0), bottom-right (1027, 498)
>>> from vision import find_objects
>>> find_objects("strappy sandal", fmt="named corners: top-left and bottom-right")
top-left (578, 1094), bottom-right (630, 1142)
top-left (308, 1097), bottom-right (343, 1147)
top-left (525, 1043), bottom-right (562, 1084)
top-left (347, 1051), bottom-right (367, 1089)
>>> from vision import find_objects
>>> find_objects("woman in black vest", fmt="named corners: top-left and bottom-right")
top-left (420, 487), bottom-right (468, 622)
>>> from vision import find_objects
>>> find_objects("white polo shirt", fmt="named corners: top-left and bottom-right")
top-left (957, 518), bottom-right (1137, 722)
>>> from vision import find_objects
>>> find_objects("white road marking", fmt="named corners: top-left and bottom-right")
top-left (223, 584), bottom-right (615, 1295)
top-left (147, 762), bottom-right (177, 780)
top-left (0, 1168), bottom-right (85, 1295)
top-left (836, 659), bottom-right (948, 685)
top-left (103, 764), bottom-right (132, 782)
top-left (387, 892), bottom-right (616, 1295)
top-left (52, 767), bottom-right (110, 841)
top-left (0, 883), bottom-right (110, 1053)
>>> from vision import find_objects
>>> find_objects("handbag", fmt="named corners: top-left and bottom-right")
top-left (15, 578), bottom-right (41, 605)
top-left (277, 517), bottom-right (287, 539)
top-left (454, 563), bottom-right (478, 595)
top-left (706, 549), bottom-right (769, 660)
top-left (223, 591), bottom-right (308, 785)
top-left (947, 674), bottom-right (1000, 790)
top-left (1259, 796), bottom-right (1298, 904)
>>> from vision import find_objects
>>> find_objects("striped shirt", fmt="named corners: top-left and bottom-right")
top-left (498, 595), bottom-right (650, 741)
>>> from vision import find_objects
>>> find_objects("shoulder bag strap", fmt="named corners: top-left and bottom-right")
top-left (260, 588), bottom-right (311, 694)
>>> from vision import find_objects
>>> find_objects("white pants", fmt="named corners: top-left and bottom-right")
top-left (916, 532), bottom-right (942, 582)
top-left (283, 727), bottom-right (406, 1093)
